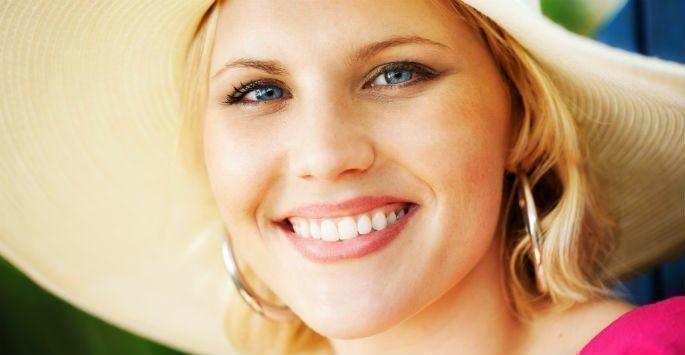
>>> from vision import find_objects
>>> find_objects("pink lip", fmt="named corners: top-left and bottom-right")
top-left (276, 195), bottom-right (413, 220)
top-left (276, 204), bottom-right (419, 262)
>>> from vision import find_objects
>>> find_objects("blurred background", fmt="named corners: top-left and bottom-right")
top-left (1, 1), bottom-right (683, 354)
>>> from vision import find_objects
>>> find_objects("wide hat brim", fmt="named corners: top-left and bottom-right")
top-left (1, 0), bottom-right (683, 353)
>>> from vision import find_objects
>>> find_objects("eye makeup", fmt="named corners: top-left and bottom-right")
top-left (219, 60), bottom-right (441, 106)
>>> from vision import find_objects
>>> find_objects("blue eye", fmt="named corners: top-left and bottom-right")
top-left (222, 62), bottom-right (438, 105)
top-left (224, 80), bottom-right (289, 105)
top-left (246, 85), bottom-right (283, 101)
top-left (373, 69), bottom-right (413, 85)
top-left (367, 62), bottom-right (438, 88)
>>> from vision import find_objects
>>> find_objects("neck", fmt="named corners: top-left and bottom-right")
top-left (329, 237), bottom-right (525, 355)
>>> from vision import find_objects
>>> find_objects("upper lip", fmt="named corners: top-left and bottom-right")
top-left (275, 195), bottom-right (415, 221)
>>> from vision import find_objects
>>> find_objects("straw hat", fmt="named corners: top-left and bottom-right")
top-left (0, 0), bottom-right (683, 353)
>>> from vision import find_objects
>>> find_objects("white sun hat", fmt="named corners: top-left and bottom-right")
top-left (0, 0), bottom-right (683, 354)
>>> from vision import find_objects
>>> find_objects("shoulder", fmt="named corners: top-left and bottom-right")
top-left (519, 296), bottom-right (685, 355)
top-left (524, 297), bottom-right (635, 354)
top-left (579, 296), bottom-right (685, 354)
top-left (518, 297), bottom-right (634, 355)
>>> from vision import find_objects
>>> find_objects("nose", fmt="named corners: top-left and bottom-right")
top-left (289, 97), bottom-right (375, 182)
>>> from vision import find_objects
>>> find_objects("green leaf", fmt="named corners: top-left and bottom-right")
top-left (0, 257), bottom-right (184, 355)
top-left (541, 0), bottom-right (627, 36)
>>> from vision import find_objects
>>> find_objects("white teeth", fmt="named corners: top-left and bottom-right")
top-left (310, 221), bottom-right (321, 239)
top-left (299, 221), bottom-right (310, 238)
top-left (357, 215), bottom-right (372, 235)
top-left (320, 220), bottom-right (339, 242)
top-left (371, 211), bottom-right (387, 231)
top-left (288, 204), bottom-right (413, 242)
top-left (387, 211), bottom-right (397, 225)
top-left (338, 217), bottom-right (358, 240)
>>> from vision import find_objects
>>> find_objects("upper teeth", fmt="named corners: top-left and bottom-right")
top-left (289, 204), bottom-right (410, 242)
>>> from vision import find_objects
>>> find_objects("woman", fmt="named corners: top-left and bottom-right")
top-left (0, 0), bottom-right (683, 354)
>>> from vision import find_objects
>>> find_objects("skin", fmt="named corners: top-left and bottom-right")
top-left (204, 1), bottom-right (634, 354)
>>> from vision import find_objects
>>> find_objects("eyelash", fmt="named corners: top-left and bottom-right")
top-left (221, 61), bottom-right (439, 106)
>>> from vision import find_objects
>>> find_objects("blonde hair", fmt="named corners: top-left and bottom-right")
top-left (180, 1), bottom-right (620, 353)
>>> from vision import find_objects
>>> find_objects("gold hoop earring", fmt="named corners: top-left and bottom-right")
top-left (515, 170), bottom-right (549, 293)
top-left (222, 233), bottom-right (296, 322)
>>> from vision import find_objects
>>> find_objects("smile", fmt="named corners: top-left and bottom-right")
top-left (288, 202), bottom-right (411, 241)
top-left (275, 202), bottom-right (420, 262)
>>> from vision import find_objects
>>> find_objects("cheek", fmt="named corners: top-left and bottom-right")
top-left (202, 112), bottom-right (280, 234)
top-left (378, 77), bottom-right (510, 256)
top-left (203, 110), bottom-right (293, 285)
top-left (384, 79), bottom-right (510, 198)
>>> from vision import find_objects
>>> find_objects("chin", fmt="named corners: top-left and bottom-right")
top-left (304, 315), bottom-right (394, 340)
top-left (293, 299), bottom-right (411, 339)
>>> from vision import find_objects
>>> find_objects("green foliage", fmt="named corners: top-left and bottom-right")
top-left (541, 0), bottom-right (626, 36)
top-left (0, 257), bottom-right (183, 355)
top-left (542, 0), bottom-right (595, 35)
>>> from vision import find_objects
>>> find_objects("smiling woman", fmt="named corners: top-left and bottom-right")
top-left (1, 0), bottom-right (683, 354)
top-left (173, 0), bottom-right (683, 354)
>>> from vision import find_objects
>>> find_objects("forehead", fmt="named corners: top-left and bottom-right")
top-left (211, 0), bottom-right (479, 73)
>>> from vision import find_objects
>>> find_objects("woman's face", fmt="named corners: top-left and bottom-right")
top-left (205, 0), bottom-right (512, 338)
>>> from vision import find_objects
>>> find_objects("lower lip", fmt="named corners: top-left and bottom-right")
top-left (278, 204), bottom-right (419, 263)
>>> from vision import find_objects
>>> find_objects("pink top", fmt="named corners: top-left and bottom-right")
top-left (580, 296), bottom-right (685, 354)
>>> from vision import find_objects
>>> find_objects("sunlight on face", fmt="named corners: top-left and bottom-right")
top-left (204, 0), bottom-right (512, 338)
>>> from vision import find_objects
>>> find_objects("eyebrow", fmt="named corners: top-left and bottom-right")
top-left (210, 35), bottom-right (449, 80)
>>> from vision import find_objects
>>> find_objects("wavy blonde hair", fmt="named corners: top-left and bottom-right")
top-left (180, 1), bottom-right (620, 353)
